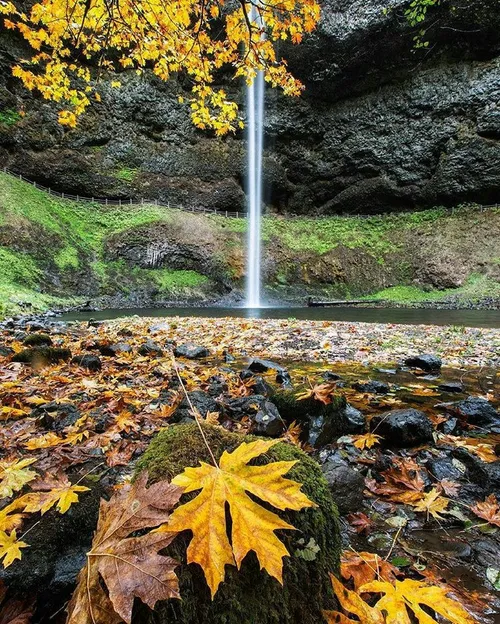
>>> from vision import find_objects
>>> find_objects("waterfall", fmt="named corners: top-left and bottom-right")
top-left (245, 9), bottom-right (265, 308)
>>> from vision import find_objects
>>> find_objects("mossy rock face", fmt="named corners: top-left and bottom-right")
top-left (134, 423), bottom-right (340, 624)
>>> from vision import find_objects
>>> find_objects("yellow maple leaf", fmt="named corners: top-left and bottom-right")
top-left (167, 439), bottom-right (316, 597)
top-left (411, 488), bottom-right (449, 520)
top-left (352, 433), bottom-right (383, 450)
top-left (360, 579), bottom-right (478, 624)
top-left (0, 529), bottom-right (27, 568)
top-left (0, 457), bottom-right (38, 499)
top-left (0, 498), bottom-right (28, 532)
top-left (324, 574), bottom-right (385, 623)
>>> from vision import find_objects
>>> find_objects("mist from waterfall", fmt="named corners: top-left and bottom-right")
top-left (245, 11), bottom-right (265, 308)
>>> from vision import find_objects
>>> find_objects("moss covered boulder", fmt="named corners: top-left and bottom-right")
top-left (134, 423), bottom-right (340, 624)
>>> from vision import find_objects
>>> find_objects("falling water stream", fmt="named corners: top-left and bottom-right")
top-left (245, 8), bottom-right (265, 308)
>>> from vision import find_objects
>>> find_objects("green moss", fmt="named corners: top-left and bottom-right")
top-left (12, 346), bottom-right (72, 365)
top-left (115, 167), bottom-right (138, 182)
top-left (54, 245), bottom-right (79, 270)
top-left (135, 423), bottom-right (340, 624)
top-left (0, 109), bottom-right (21, 127)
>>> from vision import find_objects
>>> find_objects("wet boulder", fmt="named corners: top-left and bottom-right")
top-left (404, 354), bottom-right (442, 371)
top-left (172, 391), bottom-right (219, 423)
top-left (0, 478), bottom-right (103, 617)
top-left (271, 390), bottom-right (366, 447)
top-left (321, 457), bottom-right (365, 515)
top-left (12, 347), bottom-right (72, 366)
top-left (134, 423), bottom-right (340, 624)
top-left (441, 396), bottom-right (500, 432)
top-left (174, 343), bottom-right (209, 359)
top-left (223, 395), bottom-right (284, 437)
top-left (249, 402), bottom-right (284, 438)
top-left (97, 342), bottom-right (132, 356)
top-left (437, 381), bottom-right (464, 393)
top-left (71, 354), bottom-right (102, 372)
top-left (371, 408), bottom-right (433, 447)
top-left (32, 402), bottom-right (81, 431)
top-left (248, 358), bottom-right (288, 375)
top-left (138, 340), bottom-right (164, 356)
top-left (353, 380), bottom-right (390, 394)
top-left (427, 457), bottom-right (464, 482)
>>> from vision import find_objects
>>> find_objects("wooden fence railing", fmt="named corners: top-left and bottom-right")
top-left (2, 166), bottom-right (499, 220)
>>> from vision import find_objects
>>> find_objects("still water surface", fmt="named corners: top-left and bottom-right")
top-left (58, 306), bottom-right (500, 328)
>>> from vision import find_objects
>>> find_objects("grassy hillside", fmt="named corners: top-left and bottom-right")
top-left (0, 171), bottom-right (499, 317)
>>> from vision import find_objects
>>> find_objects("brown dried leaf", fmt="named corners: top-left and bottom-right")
top-left (67, 473), bottom-right (183, 624)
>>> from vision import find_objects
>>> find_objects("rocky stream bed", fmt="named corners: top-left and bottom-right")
top-left (0, 314), bottom-right (499, 622)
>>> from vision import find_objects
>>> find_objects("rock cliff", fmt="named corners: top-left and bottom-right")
top-left (0, 0), bottom-right (499, 214)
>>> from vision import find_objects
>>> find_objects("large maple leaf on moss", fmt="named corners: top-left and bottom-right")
top-left (166, 439), bottom-right (316, 597)
top-left (67, 474), bottom-right (183, 624)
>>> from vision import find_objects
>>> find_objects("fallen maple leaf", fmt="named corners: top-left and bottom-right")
top-left (166, 439), bottom-right (316, 597)
top-left (365, 457), bottom-right (425, 504)
top-left (324, 573), bottom-right (384, 624)
top-left (23, 471), bottom-right (90, 514)
top-left (411, 488), bottom-right (449, 520)
top-left (360, 578), bottom-right (478, 624)
top-left (341, 551), bottom-right (401, 590)
top-left (0, 580), bottom-right (34, 624)
top-left (296, 382), bottom-right (337, 405)
top-left (352, 433), bottom-right (383, 450)
top-left (67, 473), bottom-right (182, 624)
top-left (346, 512), bottom-right (373, 535)
top-left (471, 494), bottom-right (500, 528)
top-left (0, 458), bottom-right (38, 499)
top-left (0, 530), bottom-right (27, 568)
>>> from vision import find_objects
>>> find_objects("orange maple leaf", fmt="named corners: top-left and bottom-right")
top-left (471, 494), bottom-right (500, 527)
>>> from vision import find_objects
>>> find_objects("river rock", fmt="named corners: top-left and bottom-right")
top-left (442, 396), bottom-right (500, 432)
top-left (308, 404), bottom-right (365, 448)
top-left (321, 458), bottom-right (365, 515)
top-left (248, 358), bottom-right (288, 375)
top-left (174, 343), bottom-right (210, 359)
top-left (427, 457), bottom-right (464, 482)
top-left (404, 354), bottom-right (442, 371)
top-left (138, 340), bottom-right (164, 356)
top-left (437, 381), bottom-right (464, 393)
top-left (173, 390), bottom-right (218, 423)
top-left (134, 423), bottom-right (341, 624)
top-left (97, 342), bottom-right (132, 356)
top-left (353, 380), bottom-right (390, 394)
top-left (371, 408), bottom-right (433, 447)
top-left (71, 354), bottom-right (102, 371)
top-left (249, 403), bottom-right (285, 438)
top-left (32, 401), bottom-right (81, 431)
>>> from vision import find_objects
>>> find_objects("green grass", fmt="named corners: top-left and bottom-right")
top-left (54, 245), bottom-right (79, 270)
top-left (369, 275), bottom-right (500, 304)
top-left (215, 208), bottom-right (462, 259)
top-left (0, 109), bottom-right (21, 127)
top-left (0, 172), bottom-right (212, 315)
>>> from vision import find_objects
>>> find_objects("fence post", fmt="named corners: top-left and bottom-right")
top-left (236, 211), bottom-right (239, 218)
top-left (106, 198), bottom-right (108, 206)
top-left (61, 192), bottom-right (64, 199)
top-left (119, 199), bottom-right (122, 207)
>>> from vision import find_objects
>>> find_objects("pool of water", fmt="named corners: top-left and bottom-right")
top-left (57, 306), bottom-right (500, 328)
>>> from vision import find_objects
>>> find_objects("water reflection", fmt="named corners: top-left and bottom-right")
top-left (58, 306), bottom-right (500, 328)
